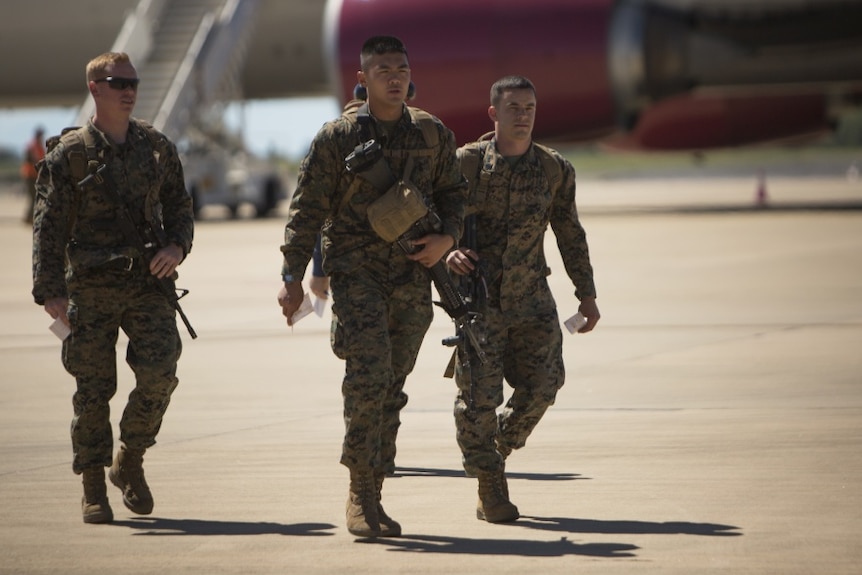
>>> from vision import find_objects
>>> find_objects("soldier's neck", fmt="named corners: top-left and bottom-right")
top-left (495, 136), bottom-right (531, 158)
top-left (92, 113), bottom-right (131, 145)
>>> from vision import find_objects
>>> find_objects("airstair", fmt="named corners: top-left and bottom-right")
top-left (74, 0), bottom-right (259, 143)
top-left (70, 0), bottom-right (285, 217)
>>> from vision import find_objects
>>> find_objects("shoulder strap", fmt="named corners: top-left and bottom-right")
top-left (130, 119), bottom-right (169, 222)
top-left (335, 103), bottom-right (375, 216)
top-left (407, 107), bottom-right (439, 149)
top-left (533, 142), bottom-right (563, 200)
top-left (460, 134), bottom-right (494, 216)
top-left (51, 127), bottom-right (95, 183)
top-left (48, 127), bottom-right (97, 234)
top-left (134, 119), bottom-right (168, 159)
top-left (380, 107), bottom-right (438, 161)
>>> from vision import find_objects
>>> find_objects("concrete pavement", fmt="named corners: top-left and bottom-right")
top-left (1, 175), bottom-right (861, 574)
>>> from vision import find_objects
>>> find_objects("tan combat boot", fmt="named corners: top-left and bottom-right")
top-left (81, 466), bottom-right (113, 524)
top-left (346, 469), bottom-right (380, 537)
top-left (476, 469), bottom-right (519, 523)
top-left (109, 446), bottom-right (153, 515)
top-left (374, 472), bottom-right (402, 537)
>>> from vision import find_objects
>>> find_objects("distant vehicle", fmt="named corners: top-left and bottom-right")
top-left (182, 140), bottom-right (286, 219)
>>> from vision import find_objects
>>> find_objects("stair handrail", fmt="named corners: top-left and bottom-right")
top-left (152, 12), bottom-right (217, 141)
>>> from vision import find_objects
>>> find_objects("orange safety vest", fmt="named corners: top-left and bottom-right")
top-left (20, 136), bottom-right (46, 180)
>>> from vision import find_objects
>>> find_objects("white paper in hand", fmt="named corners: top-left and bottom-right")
top-left (564, 312), bottom-right (587, 334)
top-left (290, 292), bottom-right (315, 324)
top-left (313, 295), bottom-right (327, 317)
top-left (49, 317), bottom-right (71, 340)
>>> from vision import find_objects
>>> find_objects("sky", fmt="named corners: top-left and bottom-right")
top-left (0, 96), bottom-right (341, 161)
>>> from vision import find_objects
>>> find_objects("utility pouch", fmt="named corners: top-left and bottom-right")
top-left (367, 179), bottom-right (428, 243)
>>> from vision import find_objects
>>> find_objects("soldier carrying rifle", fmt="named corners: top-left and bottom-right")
top-left (277, 35), bottom-right (466, 539)
top-left (32, 52), bottom-right (195, 525)
top-left (445, 76), bottom-right (600, 524)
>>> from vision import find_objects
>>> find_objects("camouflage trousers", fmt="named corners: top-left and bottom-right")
top-left (454, 305), bottom-right (564, 475)
top-left (63, 270), bottom-right (181, 474)
top-left (329, 258), bottom-right (432, 474)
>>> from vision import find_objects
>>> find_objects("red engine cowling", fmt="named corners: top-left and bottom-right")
top-left (604, 92), bottom-right (830, 150)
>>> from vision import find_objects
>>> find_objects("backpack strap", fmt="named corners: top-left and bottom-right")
top-left (131, 119), bottom-right (169, 223)
top-left (533, 142), bottom-right (563, 200)
top-left (408, 107), bottom-right (439, 149)
top-left (459, 133), bottom-right (494, 216)
top-left (47, 127), bottom-right (97, 234)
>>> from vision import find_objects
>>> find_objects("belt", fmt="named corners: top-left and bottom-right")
top-left (102, 255), bottom-right (141, 272)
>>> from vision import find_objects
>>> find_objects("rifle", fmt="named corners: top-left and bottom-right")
top-left (77, 163), bottom-right (198, 339)
top-left (396, 212), bottom-right (486, 370)
top-left (438, 213), bottom-right (486, 409)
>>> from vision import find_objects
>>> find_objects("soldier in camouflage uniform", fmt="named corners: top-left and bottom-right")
top-left (277, 36), bottom-right (466, 538)
top-left (446, 76), bottom-right (600, 523)
top-left (32, 52), bottom-right (194, 524)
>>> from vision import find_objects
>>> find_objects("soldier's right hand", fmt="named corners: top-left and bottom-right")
top-left (44, 297), bottom-right (70, 327)
top-left (446, 249), bottom-right (479, 276)
top-left (277, 282), bottom-right (305, 326)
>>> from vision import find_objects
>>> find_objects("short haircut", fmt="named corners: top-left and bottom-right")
top-left (490, 75), bottom-right (536, 106)
top-left (360, 35), bottom-right (408, 71)
top-left (85, 52), bottom-right (132, 82)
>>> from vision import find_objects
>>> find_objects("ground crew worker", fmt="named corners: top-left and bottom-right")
top-left (277, 35), bottom-right (466, 538)
top-left (32, 52), bottom-right (194, 524)
top-left (446, 75), bottom-right (600, 523)
top-left (21, 126), bottom-right (45, 223)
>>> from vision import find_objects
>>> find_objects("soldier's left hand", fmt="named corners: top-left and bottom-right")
top-left (446, 248), bottom-right (478, 275)
top-left (309, 275), bottom-right (330, 299)
top-left (150, 243), bottom-right (183, 279)
top-left (406, 233), bottom-right (455, 268)
top-left (577, 296), bottom-right (601, 333)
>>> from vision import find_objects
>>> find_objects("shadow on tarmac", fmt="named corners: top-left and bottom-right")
top-left (357, 533), bottom-right (640, 558)
top-left (392, 466), bottom-right (586, 482)
top-left (517, 515), bottom-right (742, 537)
top-left (114, 517), bottom-right (336, 536)
top-left (354, 516), bottom-right (740, 558)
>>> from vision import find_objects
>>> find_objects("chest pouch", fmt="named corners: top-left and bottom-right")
top-left (366, 156), bottom-right (428, 243)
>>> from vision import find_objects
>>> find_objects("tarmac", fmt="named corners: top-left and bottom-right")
top-left (1, 173), bottom-right (861, 574)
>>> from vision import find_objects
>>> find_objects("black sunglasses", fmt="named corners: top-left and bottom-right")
top-left (94, 76), bottom-right (140, 90)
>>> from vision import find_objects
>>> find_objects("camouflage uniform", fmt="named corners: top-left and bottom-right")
top-left (280, 104), bottom-right (466, 474)
top-left (32, 119), bottom-right (194, 474)
top-left (454, 138), bottom-right (596, 475)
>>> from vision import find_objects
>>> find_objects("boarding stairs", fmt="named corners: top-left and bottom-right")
top-left (75, 0), bottom-right (259, 143)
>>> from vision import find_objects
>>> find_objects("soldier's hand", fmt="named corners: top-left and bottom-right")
top-left (150, 243), bottom-right (183, 279)
top-left (277, 282), bottom-right (305, 326)
top-left (309, 275), bottom-right (330, 300)
top-left (44, 297), bottom-right (70, 327)
top-left (577, 296), bottom-right (601, 333)
top-left (446, 248), bottom-right (478, 275)
top-left (406, 233), bottom-right (455, 268)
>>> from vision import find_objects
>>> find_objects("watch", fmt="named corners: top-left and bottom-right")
top-left (282, 273), bottom-right (296, 283)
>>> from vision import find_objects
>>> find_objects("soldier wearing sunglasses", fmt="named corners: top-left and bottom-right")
top-left (32, 52), bottom-right (194, 524)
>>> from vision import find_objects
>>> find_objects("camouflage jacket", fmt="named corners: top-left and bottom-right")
top-left (32, 118), bottom-right (194, 304)
top-left (457, 138), bottom-right (596, 314)
top-left (280, 104), bottom-right (467, 278)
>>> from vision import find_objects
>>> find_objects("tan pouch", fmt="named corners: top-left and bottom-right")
top-left (367, 180), bottom-right (428, 242)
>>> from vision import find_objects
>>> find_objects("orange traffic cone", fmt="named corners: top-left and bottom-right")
top-left (755, 170), bottom-right (768, 207)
